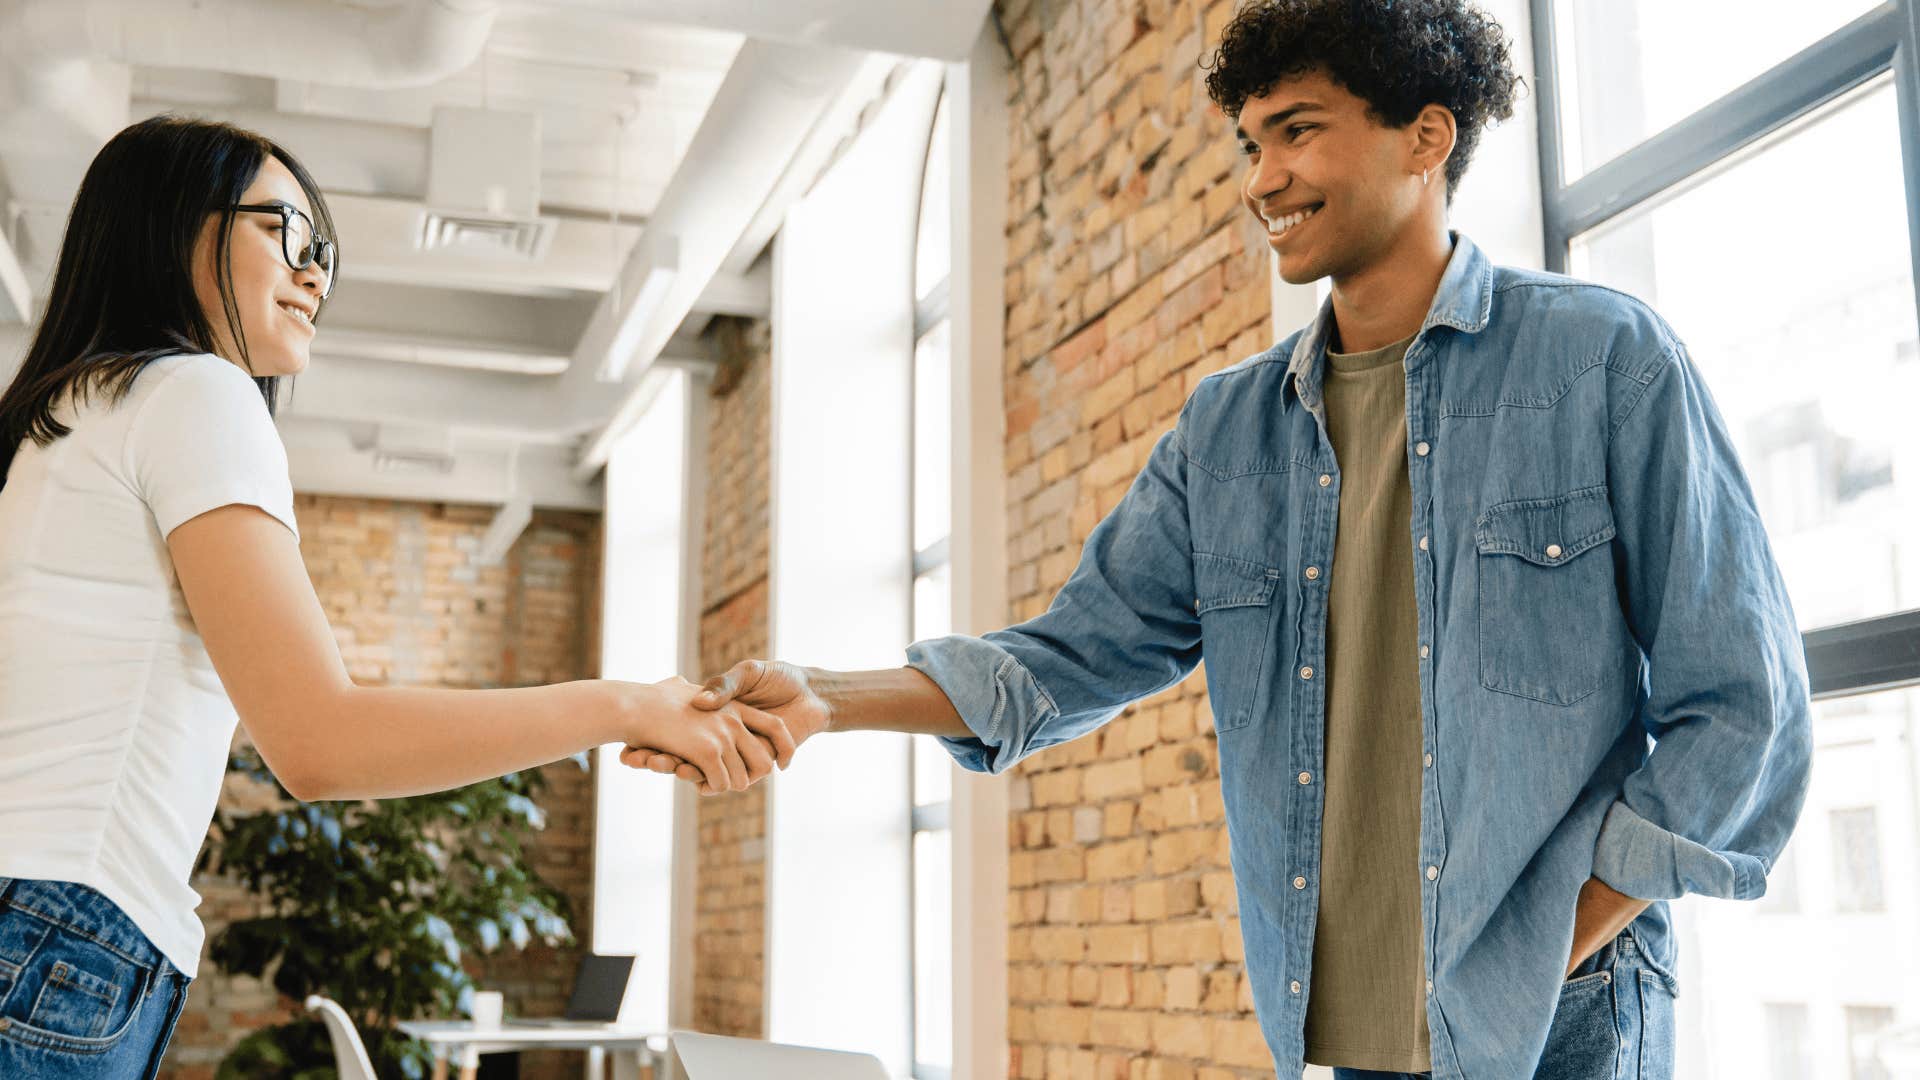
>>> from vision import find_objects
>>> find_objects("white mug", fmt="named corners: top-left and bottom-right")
top-left (470, 990), bottom-right (504, 1030)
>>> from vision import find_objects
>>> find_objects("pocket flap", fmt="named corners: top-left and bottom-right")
top-left (1193, 552), bottom-right (1279, 612)
top-left (1475, 485), bottom-right (1616, 567)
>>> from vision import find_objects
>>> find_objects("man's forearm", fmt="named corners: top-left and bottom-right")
top-left (809, 666), bottom-right (972, 739)
top-left (1567, 875), bottom-right (1652, 976)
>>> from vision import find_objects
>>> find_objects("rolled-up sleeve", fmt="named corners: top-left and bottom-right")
top-left (910, 419), bottom-right (1204, 774)
top-left (1596, 344), bottom-right (1813, 900)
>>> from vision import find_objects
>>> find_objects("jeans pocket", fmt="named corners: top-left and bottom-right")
top-left (1474, 486), bottom-right (1624, 706)
top-left (0, 923), bottom-right (151, 1052)
top-left (1636, 970), bottom-right (1676, 1080)
top-left (1539, 969), bottom-right (1619, 1080)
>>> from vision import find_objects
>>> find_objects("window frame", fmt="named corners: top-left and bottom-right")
top-left (908, 81), bottom-right (956, 1080)
top-left (1529, 0), bottom-right (1920, 698)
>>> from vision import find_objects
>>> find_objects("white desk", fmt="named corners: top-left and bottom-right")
top-left (396, 1020), bottom-right (664, 1080)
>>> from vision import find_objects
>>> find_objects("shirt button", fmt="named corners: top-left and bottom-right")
top-left (1426, 979), bottom-right (1434, 994)
top-left (1424, 753), bottom-right (1433, 768)
top-left (1304, 565), bottom-right (1320, 580)
top-left (1300, 666), bottom-right (1314, 680)
top-left (1427, 865), bottom-right (1439, 880)
top-left (1418, 535), bottom-right (1429, 551)
top-left (1293, 876), bottom-right (1307, 890)
top-left (1419, 645), bottom-right (1430, 660)
top-left (1298, 771), bottom-right (1312, 785)
top-left (1318, 473), bottom-right (1332, 487)
top-left (1291, 980), bottom-right (1302, 995)
top-left (1416, 441), bottom-right (1430, 457)
top-left (1546, 543), bottom-right (1563, 559)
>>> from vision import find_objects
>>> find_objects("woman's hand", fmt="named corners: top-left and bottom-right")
top-left (617, 661), bottom-right (831, 785)
top-left (613, 677), bottom-right (798, 796)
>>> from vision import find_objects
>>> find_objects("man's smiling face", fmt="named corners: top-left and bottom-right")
top-left (1236, 69), bottom-right (1427, 287)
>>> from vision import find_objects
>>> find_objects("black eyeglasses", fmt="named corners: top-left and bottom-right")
top-left (233, 202), bottom-right (337, 300)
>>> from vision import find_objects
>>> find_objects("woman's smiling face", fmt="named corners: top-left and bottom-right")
top-left (191, 155), bottom-right (330, 376)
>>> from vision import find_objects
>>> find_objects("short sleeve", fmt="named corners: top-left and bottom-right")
top-left (125, 356), bottom-right (300, 542)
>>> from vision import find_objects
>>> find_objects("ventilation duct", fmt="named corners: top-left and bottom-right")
top-left (415, 105), bottom-right (555, 261)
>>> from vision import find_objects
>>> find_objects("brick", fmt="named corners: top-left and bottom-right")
top-left (1149, 1013), bottom-right (1210, 1059)
top-left (1165, 965), bottom-right (1202, 1010)
top-left (1149, 918), bottom-right (1223, 964)
top-left (1086, 925), bottom-right (1152, 964)
top-left (1201, 871), bottom-right (1239, 913)
top-left (1086, 838), bottom-right (1148, 882)
top-left (1211, 1017), bottom-right (1272, 1068)
top-left (1083, 758), bottom-right (1146, 800)
top-left (1033, 926), bottom-right (1089, 962)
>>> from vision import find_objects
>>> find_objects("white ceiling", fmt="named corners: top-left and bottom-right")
top-left (0, 0), bottom-right (977, 515)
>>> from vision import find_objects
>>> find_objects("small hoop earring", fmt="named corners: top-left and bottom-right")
top-left (1422, 168), bottom-right (1430, 187)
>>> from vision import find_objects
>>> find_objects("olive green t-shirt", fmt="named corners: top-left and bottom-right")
top-left (1303, 332), bottom-right (1432, 1073)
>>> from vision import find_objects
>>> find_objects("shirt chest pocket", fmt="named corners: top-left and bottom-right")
top-left (1474, 485), bottom-right (1631, 706)
top-left (1193, 552), bottom-right (1281, 733)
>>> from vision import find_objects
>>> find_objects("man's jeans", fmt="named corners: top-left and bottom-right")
top-left (1333, 929), bottom-right (1678, 1080)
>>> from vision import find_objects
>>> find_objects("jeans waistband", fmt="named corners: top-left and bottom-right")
top-left (0, 878), bottom-right (169, 973)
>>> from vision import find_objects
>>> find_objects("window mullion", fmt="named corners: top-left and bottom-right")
top-left (1545, 5), bottom-right (1898, 244)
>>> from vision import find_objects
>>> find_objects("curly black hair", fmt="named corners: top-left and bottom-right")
top-left (1203, 0), bottom-right (1521, 197)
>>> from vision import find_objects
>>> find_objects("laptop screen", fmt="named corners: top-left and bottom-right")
top-left (564, 954), bottom-right (636, 1022)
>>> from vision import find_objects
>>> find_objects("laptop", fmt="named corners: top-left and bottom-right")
top-left (511, 953), bottom-right (635, 1027)
top-left (672, 1030), bottom-right (891, 1080)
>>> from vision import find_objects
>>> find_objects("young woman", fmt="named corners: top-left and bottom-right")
top-left (0, 116), bottom-right (788, 1077)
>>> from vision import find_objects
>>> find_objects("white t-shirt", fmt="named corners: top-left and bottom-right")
top-left (0, 352), bottom-right (299, 976)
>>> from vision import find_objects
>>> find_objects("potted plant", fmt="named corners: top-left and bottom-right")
top-left (199, 747), bottom-right (584, 1079)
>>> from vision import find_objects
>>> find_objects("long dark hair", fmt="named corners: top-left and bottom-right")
top-left (0, 115), bottom-right (334, 492)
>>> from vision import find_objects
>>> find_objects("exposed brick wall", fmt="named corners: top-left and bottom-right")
top-left (995, 0), bottom-right (1278, 1075)
top-left (160, 497), bottom-right (604, 1080)
top-left (690, 318), bottom-right (772, 1038)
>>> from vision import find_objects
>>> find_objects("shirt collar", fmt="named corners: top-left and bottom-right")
top-left (1281, 231), bottom-right (1495, 411)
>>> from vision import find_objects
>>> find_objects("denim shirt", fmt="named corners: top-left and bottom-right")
top-left (909, 234), bottom-right (1813, 1079)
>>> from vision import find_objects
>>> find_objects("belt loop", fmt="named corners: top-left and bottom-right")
top-left (0, 877), bottom-right (15, 909)
top-left (1596, 933), bottom-right (1619, 972)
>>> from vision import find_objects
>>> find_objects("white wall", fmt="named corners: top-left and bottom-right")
top-left (946, 24), bottom-right (1011, 1080)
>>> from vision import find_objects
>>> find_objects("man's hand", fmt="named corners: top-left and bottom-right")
top-left (618, 660), bottom-right (831, 789)
top-left (1566, 875), bottom-right (1652, 977)
top-left (622, 676), bottom-right (797, 796)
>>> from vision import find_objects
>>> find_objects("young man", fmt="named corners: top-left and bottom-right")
top-left (636, 2), bottom-right (1812, 1076)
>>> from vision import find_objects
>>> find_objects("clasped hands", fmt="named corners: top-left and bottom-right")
top-left (626, 660), bottom-right (825, 795)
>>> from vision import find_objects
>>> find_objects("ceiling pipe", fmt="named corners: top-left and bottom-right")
top-left (3, 0), bottom-right (497, 95)
top-left (0, 0), bottom-right (501, 259)
top-left (564, 38), bottom-right (866, 472)
top-left (530, 0), bottom-right (995, 62)
top-left (0, 0), bottom-right (498, 159)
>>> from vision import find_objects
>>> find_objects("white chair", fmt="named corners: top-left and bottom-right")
top-left (305, 995), bottom-right (379, 1080)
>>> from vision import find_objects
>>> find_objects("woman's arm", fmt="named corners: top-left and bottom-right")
top-left (168, 504), bottom-right (792, 801)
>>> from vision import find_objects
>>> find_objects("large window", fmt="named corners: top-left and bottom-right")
top-left (595, 368), bottom-right (695, 1032)
top-left (1533, 2), bottom-right (1920, 1075)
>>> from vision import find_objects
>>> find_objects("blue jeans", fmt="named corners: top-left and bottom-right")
top-left (1333, 929), bottom-right (1677, 1080)
top-left (0, 878), bottom-right (192, 1079)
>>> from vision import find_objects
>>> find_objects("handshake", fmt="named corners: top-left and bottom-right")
top-left (620, 660), bottom-right (827, 795)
